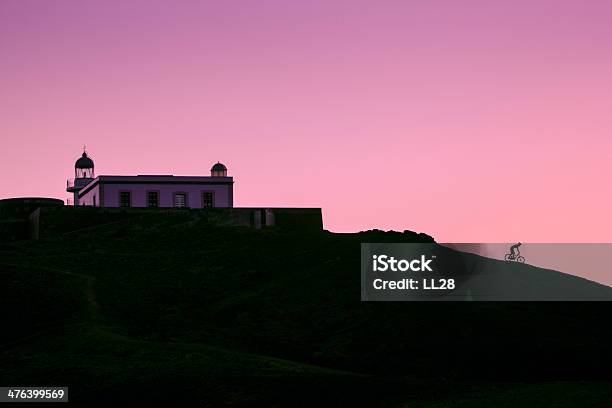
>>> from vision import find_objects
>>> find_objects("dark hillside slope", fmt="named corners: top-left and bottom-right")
top-left (409, 244), bottom-right (612, 301)
top-left (1, 212), bottom-right (612, 405)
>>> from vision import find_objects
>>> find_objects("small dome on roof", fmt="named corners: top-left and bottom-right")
top-left (210, 162), bottom-right (228, 177)
top-left (211, 162), bottom-right (227, 172)
top-left (75, 152), bottom-right (94, 169)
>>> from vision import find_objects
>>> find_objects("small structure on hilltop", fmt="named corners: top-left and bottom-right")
top-left (0, 197), bottom-right (64, 241)
top-left (66, 149), bottom-right (233, 209)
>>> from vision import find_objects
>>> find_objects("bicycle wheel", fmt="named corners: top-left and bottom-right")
top-left (517, 256), bottom-right (525, 263)
top-left (504, 254), bottom-right (513, 261)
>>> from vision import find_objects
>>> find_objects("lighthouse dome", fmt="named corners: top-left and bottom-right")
top-left (75, 152), bottom-right (94, 169)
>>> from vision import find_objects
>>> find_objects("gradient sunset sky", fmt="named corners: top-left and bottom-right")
top-left (2, 0), bottom-right (611, 241)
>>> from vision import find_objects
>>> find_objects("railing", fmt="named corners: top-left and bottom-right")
top-left (66, 197), bottom-right (73, 206)
top-left (67, 178), bottom-right (75, 189)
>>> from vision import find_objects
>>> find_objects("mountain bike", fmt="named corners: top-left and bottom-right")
top-left (504, 252), bottom-right (525, 263)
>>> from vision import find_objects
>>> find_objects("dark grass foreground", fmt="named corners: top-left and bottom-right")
top-left (1, 212), bottom-right (612, 406)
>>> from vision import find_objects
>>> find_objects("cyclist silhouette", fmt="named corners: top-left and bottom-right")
top-left (505, 242), bottom-right (525, 263)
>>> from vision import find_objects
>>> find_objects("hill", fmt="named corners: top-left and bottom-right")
top-left (1, 211), bottom-right (612, 406)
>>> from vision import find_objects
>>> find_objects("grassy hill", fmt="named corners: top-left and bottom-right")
top-left (1, 211), bottom-right (612, 406)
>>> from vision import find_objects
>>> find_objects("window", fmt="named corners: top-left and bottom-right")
top-left (93, 195), bottom-right (97, 207)
top-left (147, 191), bottom-right (159, 208)
top-left (173, 193), bottom-right (187, 208)
top-left (202, 192), bottom-right (214, 208)
top-left (119, 191), bottom-right (131, 208)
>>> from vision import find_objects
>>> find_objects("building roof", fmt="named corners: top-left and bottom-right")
top-left (77, 175), bottom-right (233, 198)
top-left (75, 152), bottom-right (94, 169)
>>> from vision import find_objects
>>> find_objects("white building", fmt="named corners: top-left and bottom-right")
top-left (67, 151), bottom-right (233, 208)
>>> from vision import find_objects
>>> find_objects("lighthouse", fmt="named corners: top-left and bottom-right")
top-left (66, 149), bottom-right (95, 205)
top-left (65, 149), bottom-right (234, 208)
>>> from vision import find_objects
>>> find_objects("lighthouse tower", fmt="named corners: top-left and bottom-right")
top-left (66, 148), bottom-right (95, 205)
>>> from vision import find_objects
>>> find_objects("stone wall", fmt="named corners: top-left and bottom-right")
top-left (28, 206), bottom-right (323, 239)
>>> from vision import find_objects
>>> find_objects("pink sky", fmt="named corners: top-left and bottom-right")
top-left (1, 0), bottom-right (612, 242)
